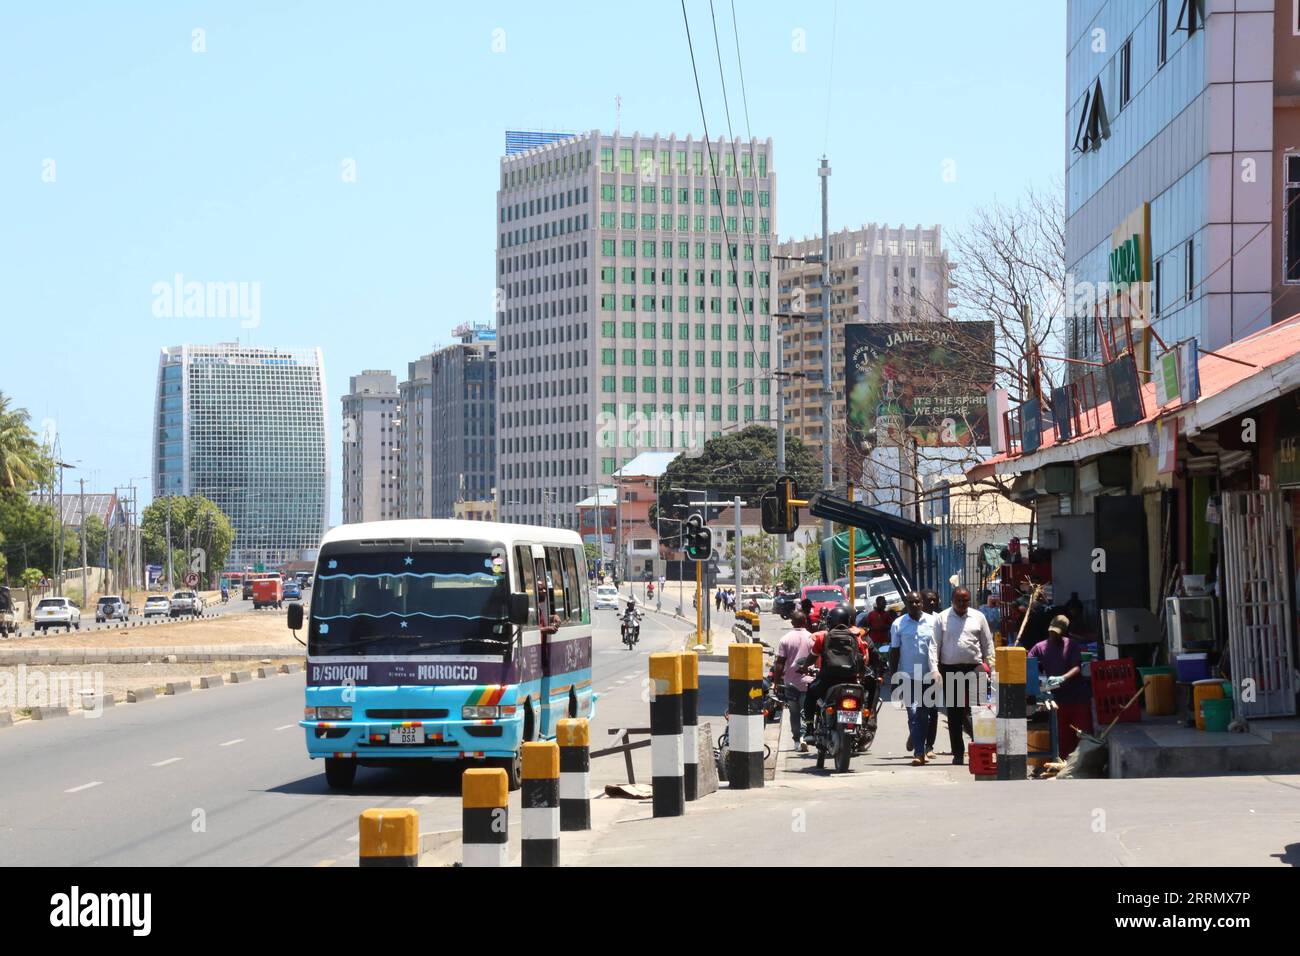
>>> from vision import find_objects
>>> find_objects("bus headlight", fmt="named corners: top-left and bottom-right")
top-left (462, 705), bottom-right (518, 720)
top-left (312, 706), bottom-right (352, 720)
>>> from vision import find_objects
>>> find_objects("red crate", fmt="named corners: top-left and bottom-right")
top-left (968, 742), bottom-right (997, 776)
top-left (1091, 657), bottom-right (1140, 724)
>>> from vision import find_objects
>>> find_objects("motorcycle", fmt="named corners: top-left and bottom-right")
top-left (801, 664), bottom-right (869, 772)
top-left (620, 612), bottom-right (641, 650)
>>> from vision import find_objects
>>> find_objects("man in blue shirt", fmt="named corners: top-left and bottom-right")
top-left (889, 591), bottom-right (940, 766)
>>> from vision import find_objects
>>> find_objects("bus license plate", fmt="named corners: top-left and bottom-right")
top-left (837, 711), bottom-right (861, 725)
top-left (389, 727), bottom-right (425, 745)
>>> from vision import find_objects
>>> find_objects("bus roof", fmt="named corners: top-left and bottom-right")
top-left (319, 519), bottom-right (584, 550)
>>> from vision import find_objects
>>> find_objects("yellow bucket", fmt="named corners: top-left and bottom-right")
top-left (1192, 681), bottom-right (1224, 731)
top-left (1144, 673), bottom-right (1176, 717)
top-left (1027, 729), bottom-right (1052, 768)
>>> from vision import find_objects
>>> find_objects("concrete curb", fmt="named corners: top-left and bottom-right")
top-left (200, 675), bottom-right (223, 689)
top-left (31, 706), bottom-right (68, 720)
top-left (278, 662), bottom-right (301, 674)
top-left (127, 687), bottom-right (156, 703)
top-left (256, 666), bottom-right (278, 679)
top-left (0, 710), bottom-right (11, 728)
top-left (0, 645), bottom-right (304, 666)
top-left (229, 670), bottom-right (254, 683)
top-left (80, 694), bottom-right (114, 710)
top-left (165, 681), bottom-right (192, 695)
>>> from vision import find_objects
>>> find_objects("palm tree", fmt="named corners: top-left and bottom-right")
top-left (0, 392), bottom-right (42, 491)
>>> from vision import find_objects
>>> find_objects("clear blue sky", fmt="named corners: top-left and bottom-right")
top-left (0, 1), bottom-right (1064, 523)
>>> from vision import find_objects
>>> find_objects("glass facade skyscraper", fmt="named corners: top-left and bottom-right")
top-left (154, 343), bottom-right (329, 569)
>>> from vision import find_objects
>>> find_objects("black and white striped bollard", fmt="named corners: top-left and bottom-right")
top-left (521, 741), bottom-right (560, 866)
top-left (681, 651), bottom-right (700, 801)
top-left (996, 645), bottom-right (1028, 781)
top-left (557, 718), bottom-right (591, 831)
top-left (727, 643), bottom-right (765, 789)
top-left (462, 768), bottom-right (509, 867)
top-left (649, 652), bottom-right (685, 817)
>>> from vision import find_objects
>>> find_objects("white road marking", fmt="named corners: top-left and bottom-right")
top-left (65, 781), bottom-right (102, 793)
top-left (274, 723), bottom-right (296, 731)
top-left (219, 738), bottom-right (245, 747)
top-left (151, 757), bottom-right (183, 767)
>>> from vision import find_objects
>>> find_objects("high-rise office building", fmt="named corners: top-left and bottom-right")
top-left (775, 224), bottom-right (950, 481)
top-left (153, 343), bottom-right (329, 569)
top-left (1066, 0), bottom-right (1300, 369)
top-left (341, 370), bottom-right (400, 524)
top-left (395, 325), bottom-right (497, 518)
top-left (495, 129), bottom-right (777, 528)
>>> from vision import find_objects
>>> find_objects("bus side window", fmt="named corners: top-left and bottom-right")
top-left (561, 547), bottom-right (583, 623)
top-left (545, 547), bottom-right (567, 624)
top-left (515, 546), bottom-right (537, 626)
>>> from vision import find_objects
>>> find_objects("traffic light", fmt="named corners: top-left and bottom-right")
top-left (684, 514), bottom-right (712, 562)
top-left (761, 477), bottom-right (800, 535)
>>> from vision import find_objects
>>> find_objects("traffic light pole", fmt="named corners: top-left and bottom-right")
top-left (695, 559), bottom-right (703, 648)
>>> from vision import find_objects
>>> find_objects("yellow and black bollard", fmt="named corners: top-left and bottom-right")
top-left (521, 741), bottom-right (561, 866)
top-left (727, 643), bottom-right (765, 789)
top-left (358, 807), bottom-right (419, 867)
top-left (649, 652), bottom-right (685, 817)
top-left (557, 718), bottom-right (591, 831)
top-left (681, 651), bottom-right (700, 801)
top-left (995, 646), bottom-right (1028, 781)
top-left (462, 768), bottom-right (509, 867)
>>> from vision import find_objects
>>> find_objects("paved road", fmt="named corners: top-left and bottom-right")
top-left (0, 609), bottom-right (693, 866)
top-left (9, 595), bottom-right (279, 638)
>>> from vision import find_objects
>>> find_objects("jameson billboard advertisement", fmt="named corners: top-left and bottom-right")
top-left (845, 321), bottom-right (995, 449)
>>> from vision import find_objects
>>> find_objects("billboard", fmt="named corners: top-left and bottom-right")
top-left (844, 322), bottom-right (995, 450)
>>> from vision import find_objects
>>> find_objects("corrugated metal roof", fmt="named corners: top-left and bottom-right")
top-left (28, 492), bottom-right (124, 527)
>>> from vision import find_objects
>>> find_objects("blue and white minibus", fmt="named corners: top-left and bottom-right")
top-left (293, 520), bottom-right (596, 789)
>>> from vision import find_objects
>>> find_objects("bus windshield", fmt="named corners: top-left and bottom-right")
top-left (309, 545), bottom-right (513, 656)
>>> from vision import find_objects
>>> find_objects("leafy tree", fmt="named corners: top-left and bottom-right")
top-left (0, 393), bottom-right (44, 491)
top-left (141, 495), bottom-right (234, 587)
top-left (20, 566), bottom-right (43, 617)
top-left (654, 425), bottom-right (820, 527)
top-left (0, 490), bottom-right (57, 578)
top-left (74, 514), bottom-right (108, 567)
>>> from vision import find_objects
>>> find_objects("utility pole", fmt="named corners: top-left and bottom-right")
top-left (733, 495), bottom-right (743, 595)
top-left (615, 469), bottom-right (624, 584)
top-left (819, 156), bottom-right (833, 538)
top-left (776, 363), bottom-right (787, 566)
top-left (165, 495), bottom-right (173, 591)
top-left (79, 478), bottom-right (88, 604)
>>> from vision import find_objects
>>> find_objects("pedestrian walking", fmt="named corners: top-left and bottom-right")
top-left (772, 611), bottom-right (815, 752)
top-left (933, 586), bottom-right (994, 765)
top-left (889, 591), bottom-right (939, 766)
top-left (904, 589), bottom-right (942, 757)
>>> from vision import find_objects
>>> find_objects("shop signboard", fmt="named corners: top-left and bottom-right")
top-left (1181, 338), bottom-right (1201, 403)
top-left (1154, 347), bottom-right (1181, 407)
top-left (1275, 398), bottom-right (1300, 487)
top-left (1020, 397), bottom-right (1043, 454)
top-left (844, 322), bottom-right (995, 451)
top-left (1106, 353), bottom-right (1145, 427)
top-left (1109, 203), bottom-right (1152, 370)
top-left (1147, 418), bottom-right (1178, 474)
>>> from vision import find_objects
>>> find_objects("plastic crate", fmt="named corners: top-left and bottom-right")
top-left (1091, 657), bottom-right (1140, 724)
top-left (968, 742), bottom-right (997, 776)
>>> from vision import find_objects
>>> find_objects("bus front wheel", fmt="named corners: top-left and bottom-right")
top-left (324, 757), bottom-right (356, 790)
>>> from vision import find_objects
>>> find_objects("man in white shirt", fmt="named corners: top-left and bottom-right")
top-left (933, 587), bottom-right (994, 765)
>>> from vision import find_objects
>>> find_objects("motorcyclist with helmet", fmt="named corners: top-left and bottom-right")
top-left (620, 599), bottom-right (641, 646)
top-left (799, 602), bottom-right (874, 741)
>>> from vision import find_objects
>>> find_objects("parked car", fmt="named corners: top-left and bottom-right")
top-left (800, 584), bottom-right (847, 627)
top-left (170, 591), bottom-right (202, 617)
top-left (740, 591), bottom-right (774, 613)
top-left (34, 597), bottom-right (81, 632)
top-left (95, 595), bottom-right (128, 623)
top-left (848, 576), bottom-right (903, 614)
top-left (143, 596), bottom-right (171, 618)
top-left (593, 584), bottom-right (620, 611)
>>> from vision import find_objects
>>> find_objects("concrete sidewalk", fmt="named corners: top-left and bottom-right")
top-left (562, 699), bottom-right (1300, 866)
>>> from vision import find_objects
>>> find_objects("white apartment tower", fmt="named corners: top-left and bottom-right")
top-left (496, 130), bottom-right (778, 528)
top-left (340, 370), bottom-right (400, 524)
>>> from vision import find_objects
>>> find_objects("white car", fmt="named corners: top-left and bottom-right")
top-left (95, 595), bottom-right (128, 623)
top-left (594, 585), bottom-right (621, 611)
top-left (34, 597), bottom-right (81, 632)
top-left (170, 591), bottom-right (202, 617)
top-left (143, 596), bottom-right (171, 618)
top-left (852, 576), bottom-right (903, 613)
top-left (740, 591), bottom-right (774, 613)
